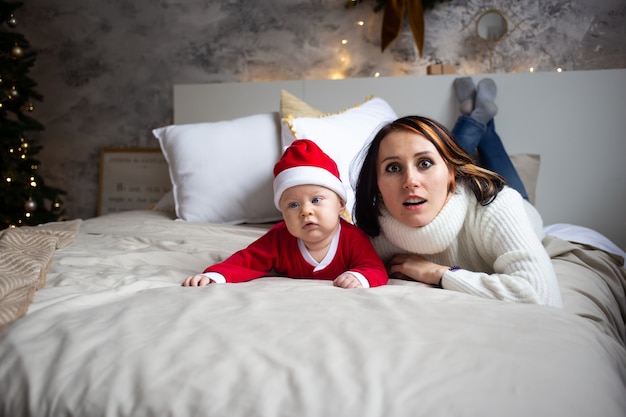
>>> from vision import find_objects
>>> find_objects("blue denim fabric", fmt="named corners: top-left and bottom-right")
top-left (451, 115), bottom-right (529, 201)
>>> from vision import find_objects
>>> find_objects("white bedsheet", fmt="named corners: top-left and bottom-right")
top-left (544, 222), bottom-right (626, 261)
top-left (1, 211), bottom-right (625, 417)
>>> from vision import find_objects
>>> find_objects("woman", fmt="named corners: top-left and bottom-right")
top-left (352, 113), bottom-right (563, 307)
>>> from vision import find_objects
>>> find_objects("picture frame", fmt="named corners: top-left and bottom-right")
top-left (97, 148), bottom-right (171, 216)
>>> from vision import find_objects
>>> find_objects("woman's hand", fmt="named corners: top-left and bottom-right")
top-left (334, 273), bottom-right (363, 289)
top-left (182, 275), bottom-right (215, 287)
top-left (388, 254), bottom-right (448, 286)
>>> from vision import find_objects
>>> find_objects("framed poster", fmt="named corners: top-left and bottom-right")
top-left (97, 148), bottom-right (172, 216)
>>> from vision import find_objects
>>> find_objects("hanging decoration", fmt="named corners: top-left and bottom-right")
top-left (381, 0), bottom-right (424, 55)
top-left (346, 0), bottom-right (451, 56)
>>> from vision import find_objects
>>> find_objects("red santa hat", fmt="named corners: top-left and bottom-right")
top-left (273, 139), bottom-right (347, 209)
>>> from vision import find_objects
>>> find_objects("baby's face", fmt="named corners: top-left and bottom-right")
top-left (278, 185), bottom-right (345, 249)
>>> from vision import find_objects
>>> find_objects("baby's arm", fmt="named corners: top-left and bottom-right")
top-left (333, 272), bottom-right (363, 289)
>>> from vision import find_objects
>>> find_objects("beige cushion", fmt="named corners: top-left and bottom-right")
top-left (510, 153), bottom-right (541, 205)
top-left (280, 89), bottom-right (323, 118)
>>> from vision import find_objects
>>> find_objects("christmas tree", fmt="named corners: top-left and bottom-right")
top-left (0, 0), bottom-right (65, 229)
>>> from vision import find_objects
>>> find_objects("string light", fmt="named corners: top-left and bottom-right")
top-left (352, 13), bottom-right (383, 78)
top-left (334, 10), bottom-right (384, 80)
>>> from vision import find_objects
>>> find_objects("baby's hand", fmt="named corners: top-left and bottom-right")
top-left (182, 275), bottom-right (215, 287)
top-left (333, 273), bottom-right (363, 289)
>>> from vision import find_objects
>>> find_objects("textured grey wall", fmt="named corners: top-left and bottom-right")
top-left (17, 0), bottom-right (626, 221)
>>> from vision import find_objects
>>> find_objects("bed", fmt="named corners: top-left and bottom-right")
top-left (1, 70), bottom-right (625, 417)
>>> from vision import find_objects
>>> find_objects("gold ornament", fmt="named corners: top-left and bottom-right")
top-left (24, 199), bottom-right (37, 212)
top-left (10, 44), bottom-right (24, 59)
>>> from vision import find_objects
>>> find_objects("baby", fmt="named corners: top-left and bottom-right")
top-left (182, 139), bottom-right (388, 289)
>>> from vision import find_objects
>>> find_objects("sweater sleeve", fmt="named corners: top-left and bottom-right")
top-left (442, 189), bottom-right (563, 307)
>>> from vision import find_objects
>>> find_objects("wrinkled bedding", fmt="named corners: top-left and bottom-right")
top-left (0, 210), bottom-right (624, 417)
top-left (0, 219), bottom-right (81, 327)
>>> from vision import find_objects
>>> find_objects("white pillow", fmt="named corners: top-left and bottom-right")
top-left (282, 97), bottom-right (397, 216)
top-left (153, 113), bottom-right (283, 224)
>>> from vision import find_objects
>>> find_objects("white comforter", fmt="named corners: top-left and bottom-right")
top-left (1, 210), bottom-right (625, 417)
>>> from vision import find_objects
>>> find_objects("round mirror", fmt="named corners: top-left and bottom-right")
top-left (476, 10), bottom-right (507, 42)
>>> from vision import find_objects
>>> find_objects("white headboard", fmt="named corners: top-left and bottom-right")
top-left (174, 69), bottom-right (626, 248)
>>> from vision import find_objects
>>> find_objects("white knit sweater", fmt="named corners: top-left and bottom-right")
top-left (372, 185), bottom-right (563, 307)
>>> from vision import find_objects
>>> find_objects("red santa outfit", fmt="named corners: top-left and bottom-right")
top-left (199, 139), bottom-right (388, 288)
top-left (202, 218), bottom-right (387, 287)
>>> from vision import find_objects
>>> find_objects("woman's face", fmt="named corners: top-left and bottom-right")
top-left (376, 130), bottom-right (452, 228)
